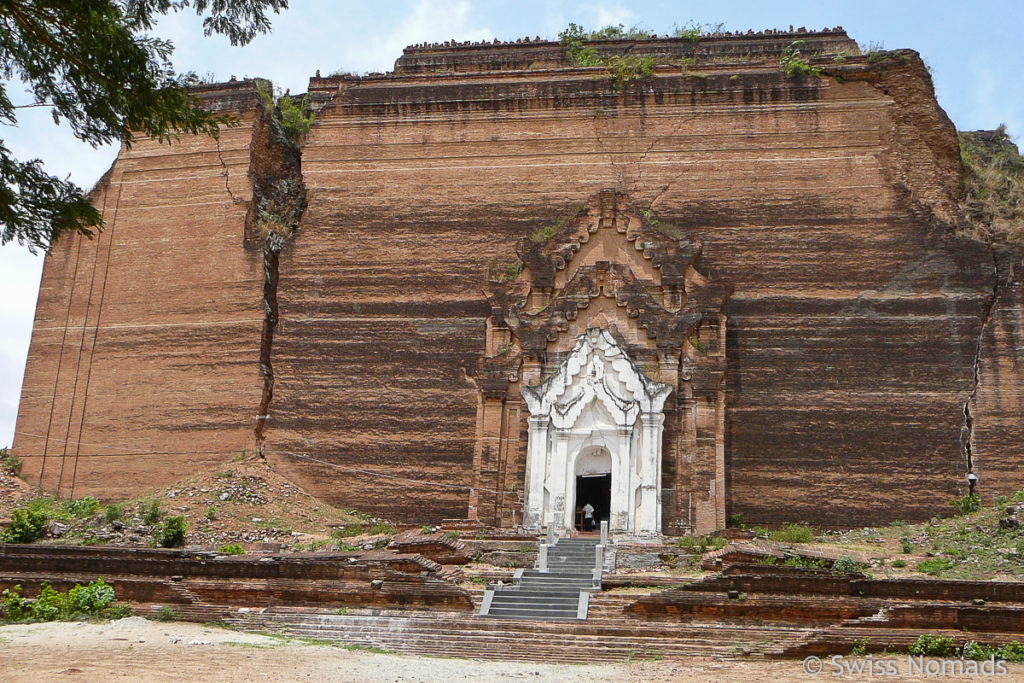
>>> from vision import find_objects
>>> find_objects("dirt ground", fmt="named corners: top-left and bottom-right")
top-left (3, 618), bottom-right (1021, 682)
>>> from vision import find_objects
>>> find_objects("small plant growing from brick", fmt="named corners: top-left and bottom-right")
top-left (780, 40), bottom-right (822, 78)
top-left (218, 543), bottom-right (245, 555)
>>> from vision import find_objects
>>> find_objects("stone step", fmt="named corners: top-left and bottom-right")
top-left (490, 591), bottom-right (580, 600)
top-left (521, 569), bottom-right (594, 578)
top-left (490, 598), bottom-right (581, 609)
top-left (493, 589), bottom-right (584, 599)
top-left (485, 608), bottom-right (580, 619)
top-left (549, 548), bottom-right (598, 554)
top-left (548, 558), bottom-right (595, 563)
top-left (517, 577), bottom-right (594, 586)
top-left (491, 590), bottom-right (580, 600)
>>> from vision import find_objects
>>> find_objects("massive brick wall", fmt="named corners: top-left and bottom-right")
top-left (269, 34), bottom-right (1001, 527)
top-left (13, 33), bottom-right (1023, 529)
top-left (12, 82), bottom-right (266, 498)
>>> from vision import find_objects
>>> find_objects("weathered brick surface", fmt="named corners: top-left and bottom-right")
top-left (12, 34), bottom-right (1023, 529)
top-left (12, 82), bottom-right (266, 498)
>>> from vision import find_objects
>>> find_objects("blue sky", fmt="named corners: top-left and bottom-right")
top-left (1, 0), bottom-right (1022, 446)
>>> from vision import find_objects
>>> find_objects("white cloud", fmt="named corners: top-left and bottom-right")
top-left (340, 0), bottom-right (495, 74)
top-left (592, 4), bottom-right (637, 30)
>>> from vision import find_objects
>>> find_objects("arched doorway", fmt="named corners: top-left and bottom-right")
top-left (521, 328), bottom-right (672, 536)
top-left (574, 447), bottom-right (611, 532)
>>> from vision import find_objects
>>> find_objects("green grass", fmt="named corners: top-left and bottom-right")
top-left (674, 534), bottom-right (727, 553)
top-left (917, 557), bottom-right (955, 576)
top-left (768, 523), bottom-right (815, 544)
top-left (331, 522), bottom-right (396, 539)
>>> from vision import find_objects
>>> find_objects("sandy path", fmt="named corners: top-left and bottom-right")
top-left (3, 618), bottom-right (1020, 682)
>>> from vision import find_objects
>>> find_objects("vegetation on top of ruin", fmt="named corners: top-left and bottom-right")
top-left (672, 21), bottom-right (727, 41)
top-left (251, 80), bottom-right (309, 247)
top-left (779, 40), bottom-right (822, 78)
top-left (959, 126), bottom-right (1024, 243)
top-left (257, 80), bottom-right (315, 146)
top-left (556, 23), bottom-right (661, 90)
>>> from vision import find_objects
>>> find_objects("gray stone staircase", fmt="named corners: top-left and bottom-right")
top-left (480, 537), bottom-right (601, 620)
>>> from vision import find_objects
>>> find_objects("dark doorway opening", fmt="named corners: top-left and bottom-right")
top-left (575, 473), bottom-right (611, 532)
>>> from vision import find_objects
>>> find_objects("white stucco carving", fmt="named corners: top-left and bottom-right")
top-left (521, 328), bottom-right (671, 536)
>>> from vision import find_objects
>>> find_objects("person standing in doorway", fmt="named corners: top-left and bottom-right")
top-left (582, 502), bottom-right (595, 532)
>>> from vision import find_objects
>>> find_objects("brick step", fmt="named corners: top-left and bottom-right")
top-left (265, 622), bottom-right (774, 652)
top-left (251, 622), bottom-right (804, 661)
top-left (782, 624), bottom-right (1024, 658)
top-left (248, 612), bottom-right (816, 643)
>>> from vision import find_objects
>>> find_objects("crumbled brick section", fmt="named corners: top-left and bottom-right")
top-left (0, 543), bottom-right (473, 613)
top-left (389, 530), bottom-right (470, 565)
top-left (700, 541), bottom-right (871, 570)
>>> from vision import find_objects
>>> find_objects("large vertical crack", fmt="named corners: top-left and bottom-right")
top-left (214, 135), bottom-right (247, 207)
top-left (245, 85), bottom-right (310, 460)
top-left (254, 232), bottom-right (284, 456)
top-left (961, 248), bottom-right (1001, 476)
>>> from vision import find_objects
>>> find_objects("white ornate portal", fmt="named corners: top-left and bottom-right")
top-left (521, 328), bottom-right (672, 536)
top-left (469, 191), bottom-right (731, 536)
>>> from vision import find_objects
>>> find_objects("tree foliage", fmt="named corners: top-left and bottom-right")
top-left (0, 0), bottom-right (287, 252)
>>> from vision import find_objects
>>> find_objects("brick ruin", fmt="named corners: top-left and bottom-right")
top-left (12, 29), bottom-right (1024, 534)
